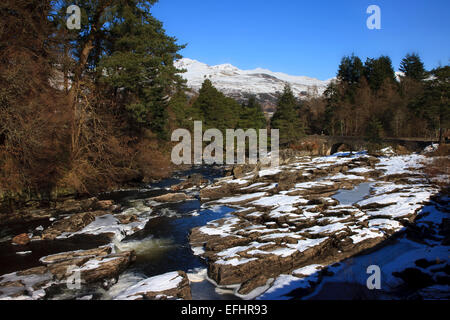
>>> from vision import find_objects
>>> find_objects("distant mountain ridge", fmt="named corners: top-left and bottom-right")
top-left (174, 58), bottom-right (332, 109)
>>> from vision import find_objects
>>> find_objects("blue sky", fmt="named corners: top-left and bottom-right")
top-left (152, 0), bottom-right (450, 80)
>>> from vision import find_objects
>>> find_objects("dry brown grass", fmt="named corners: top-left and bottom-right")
top-left (424, 146), bottom-right (450, 194)
top-left (134, 136), bottom-right (173, 182)
top-left (426, 144), bottom-right (450, 157)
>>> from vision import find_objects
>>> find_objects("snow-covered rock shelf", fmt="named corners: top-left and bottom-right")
top-left (189, 151), bottom-right (443, 299)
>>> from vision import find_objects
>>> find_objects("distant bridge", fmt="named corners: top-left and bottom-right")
top-left (295, 135), bottom-right (439, 155)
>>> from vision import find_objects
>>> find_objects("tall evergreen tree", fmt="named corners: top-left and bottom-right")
top-left (364, 56), bottom-right (396, 91)
top-left (419, 66), bottom-right (450, 141)
top-left (168, 90), bottom-right (192, 129)
top-left (52, 0), bottom-right (185, 138)
top-left (271, 85), bottom-right (304, 145)
top-left (399, 53), bottom-right (427, 81)
top-left (191, 79), bottom-right (240, 131)
top-left (365, 117), bottom-right (384, 152)
top-left (238, 96), bottom-right (266, 130)
top-left (323, 81), bottom-right (341, 135)
top-left (96, 1), bottom-right (186, 138)
top-left (337, 54), bottom-right (365, 85)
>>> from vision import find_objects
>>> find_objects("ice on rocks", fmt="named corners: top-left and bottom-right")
top-left (189, 151), bottom-right (440, 299)
top-left (114, 271), bottom-right (183, 300)
top-left (216, 192), bottom-right (267, 204)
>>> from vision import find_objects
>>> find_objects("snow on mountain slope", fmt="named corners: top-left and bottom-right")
top-left (175, 58), bottom-right (332, 107)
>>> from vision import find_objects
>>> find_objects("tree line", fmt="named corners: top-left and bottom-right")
top-left (0, 0), bottom-right (191, 208)
top-left (304, 53), bottom-right (448, 143)
top-left (0, 0), bottom-right (268, 208)
top-left (222, 53), bottom-right (449, 147)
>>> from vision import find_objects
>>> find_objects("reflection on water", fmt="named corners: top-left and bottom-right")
top-left (307, 282), bottom-right (390, 300)
top-left (0, 234), bottom-right (112, 276)
top-left (332, 182), bottom-right (373, 205)
top-left (112, 198), bottom-right (239, 299)
top-left (0, 165), bottom-right (236, 300)
top-left (190, 280), bottom-right (240, 300)
top-left (0, 218), bottom-right (53, 243)
top-left (121, 202), bottom-right (234, 276)
top-left (104, 166), bottom-right (238, 299)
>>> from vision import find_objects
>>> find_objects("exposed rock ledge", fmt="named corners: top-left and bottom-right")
top-left (190, 152), bottom-right (437, 297)
top-left (114, 271), bottom-right (192, 300)
top-left (0, 246), bottom-right (135, 300)
top-left (30, 198), bottom-right (153, 242)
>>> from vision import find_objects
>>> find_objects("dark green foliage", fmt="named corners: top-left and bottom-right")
top-left (335, 54), bottom-right (366, 105)
top-left (364, 56), bottom-right (396, 91)
top-left (323, 52), bottom-right (449, 139)
top-left (169, 90), bottom-right (192, 129)
top-left (399, 53), bottom-right (427, 81)
top-left (366, 117), bottom-right (384, 143)
top-left (324, 81), bottom-right (341, 135)
top-left (271, 85), bottom-right (304, 145)
top-left (85, 0), bottom-right (187, 137)
top-left (191, 79), bottom-right (240, 132)
top-left (417, 66), bottom-right (450, 141)
top-left (337, 54), bottom-right (365, 85)
top-left (238, 96), bottom-right (266, 130)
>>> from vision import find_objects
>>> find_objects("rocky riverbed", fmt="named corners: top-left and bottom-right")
top-left (0, 148), bottom-right (448, 300)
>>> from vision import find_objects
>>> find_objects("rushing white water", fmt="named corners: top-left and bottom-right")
top-left (115, 237), bottom-right (176, 261)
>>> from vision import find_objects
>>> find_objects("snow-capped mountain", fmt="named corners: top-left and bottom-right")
top-left (175, 58), bottom-right (332, 108)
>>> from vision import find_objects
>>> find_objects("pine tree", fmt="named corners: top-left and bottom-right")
top-left (168, 90), bottom-right (192, 129)
top-left (48, 0), bottom-right (187, 193)
top-left (271, 85), bottom-right (304, 145)
top-left (337, 54), bottom-right (365, 85)
top-left (191, 79), bottom-right (240, 132)
top-left (238, 96), bottom-right (266, 130)
top-left (324, 81), bottom-right (341, 135)
top-left (51, 1), bottom-right (185, 138)
top-left (96, 1), bottom-right (185, 137)
top-left (419, 66), bottom-right (450, 141)
top-left (364, 56), bottom-right (396, 91)
top-left (399, 53), bottom-right (427, 81)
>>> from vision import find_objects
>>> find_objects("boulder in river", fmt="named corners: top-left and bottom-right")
top-left (12, 233), bottom-right (30, 246)
top-left (41, 210), bottom-right (110, 240)
top-left (39, 246), bottom-right (112, 265)
top-left (200, 183), bottom-right (233, 201)
top-left (114, 271), bottom-right (192, 300)
top-left (75, 251), bottom-right (136, 284)
top-left (171, 174), bottom-right (209, 191)
top-left (0, 246), bottom-right (136, 300)
top-left (150, 193), bottom-right (194, 203)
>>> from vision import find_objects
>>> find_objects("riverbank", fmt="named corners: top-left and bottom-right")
top-left (0, 147), bottom-right (448, 300)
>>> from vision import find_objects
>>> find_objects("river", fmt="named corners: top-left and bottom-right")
top-left (0, 163), bottom-right (447, 300)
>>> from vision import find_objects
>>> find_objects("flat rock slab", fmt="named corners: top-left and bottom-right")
top-left (150, 193), bottom-right (194, 203)
top-left (0, 247), bottom-right (135, 300)
top-left (114, 271), bottom-right (191, 300)
top-left (41, 211), bottom-right (110, 240)
top-left (190, 152), bottom-right (437, 297)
